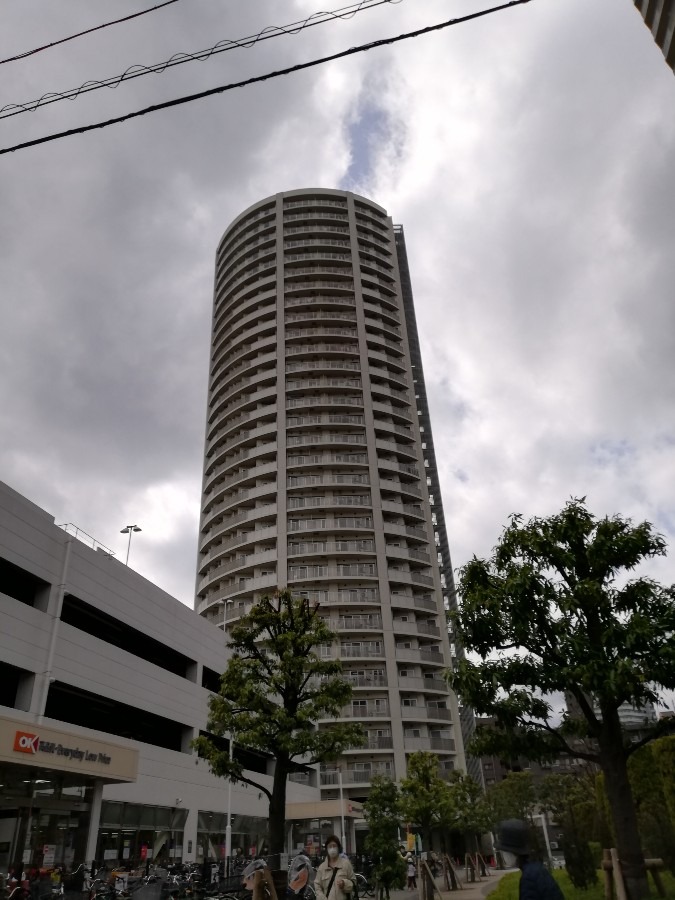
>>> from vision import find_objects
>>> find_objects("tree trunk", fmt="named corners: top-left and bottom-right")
top-left (599, 722), bottom-right (648, 900)
top-left (268, 758), bottom-right (289, 856)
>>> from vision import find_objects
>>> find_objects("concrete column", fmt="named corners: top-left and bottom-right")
top-left (85, 781), bottom-right (104, 867)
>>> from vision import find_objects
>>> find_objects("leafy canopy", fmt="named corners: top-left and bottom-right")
top-left (364, 776), bottom-right (406, 898)
top-left (448, 499), bottom-right (675, 762)
top-left (193, 590), bottom-right (364, 798)
top-left (400, 751), bottom-right (448, 838)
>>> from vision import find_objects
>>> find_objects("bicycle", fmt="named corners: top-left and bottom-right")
top-left (354, 874), bottom-right (374, 898)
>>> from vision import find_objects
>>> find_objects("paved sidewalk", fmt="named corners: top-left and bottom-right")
top-left (387, 866), bottom-right (516, 900)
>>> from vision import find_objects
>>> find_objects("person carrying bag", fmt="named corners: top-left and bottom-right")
top-left (314, 836), bottom-right (354, 900)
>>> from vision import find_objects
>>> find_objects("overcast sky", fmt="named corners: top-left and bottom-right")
top-left (1, 1), bottom-right (674, 703)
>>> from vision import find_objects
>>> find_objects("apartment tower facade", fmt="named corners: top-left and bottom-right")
top-left (195, 189), bottom-right (466, 798)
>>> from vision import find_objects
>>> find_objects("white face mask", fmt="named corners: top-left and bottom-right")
top-left (327, 847), bottom-right (339, 859)
top-left (501, 851), bottom-right (518, 868)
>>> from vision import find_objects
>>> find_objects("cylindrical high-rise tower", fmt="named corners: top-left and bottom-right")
top-left (196, 188), bottom-right (466, 798)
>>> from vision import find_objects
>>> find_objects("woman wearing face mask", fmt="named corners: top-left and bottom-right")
top-left (314, 836), bottom-right (354, 900)
top-left (494, 820), bottom-right (564, 900)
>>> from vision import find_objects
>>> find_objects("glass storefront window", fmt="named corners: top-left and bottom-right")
top-left (0, 764), bottom-right (93, 870)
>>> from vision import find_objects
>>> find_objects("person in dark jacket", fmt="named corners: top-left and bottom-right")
top-left (494, 819), bottom-right (565, 900)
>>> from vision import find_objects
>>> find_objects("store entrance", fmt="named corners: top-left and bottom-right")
top-left (0, 764), bottom-right (94, 871)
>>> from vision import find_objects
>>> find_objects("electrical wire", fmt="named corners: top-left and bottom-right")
top-left (0, 0), bottom-right (182, 67)
top-left (0, 0), bottom-right (533, 158)
top-left (0, 0), bottom-right (400, 121)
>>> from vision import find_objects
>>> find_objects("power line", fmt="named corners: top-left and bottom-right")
top-left (0, 0), bottom-right (533, 158)
top-left (0, 0), bottom-right (400, 121)
top-left (0, 0), bottom-right (181, 66)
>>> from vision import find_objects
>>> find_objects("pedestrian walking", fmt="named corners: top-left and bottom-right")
top-left (406, 856), bottom-right (417, 891)
top-left (314, 836), bottom-right (354, 900)
top-left (494, 820), bottom-right (565, 900)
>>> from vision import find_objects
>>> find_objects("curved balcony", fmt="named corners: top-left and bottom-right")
top-left (284, 279), bottom-right (355, 297)
top-left (363, 299), bottom-right (399, 323)
top-left (217, 221), bottom-right (276, 270)
top-left (206, 407), bottom-right (277, 457)
top-left (284, 224), bottom-right (350, 239)
top-left (398, 675), bottom-right (448, 693)
top-left (218, 254), bottom-right (277, 298)
top-left (325, 614), bottom-right (383, 632)
top-left (286, 359), bottom-right (361, 376)
top-left (396, 648), bottom-right (446, 666)
top-left (216, 241), bottom-right (276, 287)
top-left (202, 460), bottom-right (278, 516)
top-left (360, 282), bottom-right (400, 310)
top-left (212, 284), bottom-right (277, 340)
top-left (382, 521), bottom-right (429, 543)
top-left (285, 294), bottom-right (355, 311)
top-left (288, 563), bottom-right (378, 581)
top-left (203, 440), bottom-right (277, 494)
top-left (288, 539), bottom-right (375, 558)
top-left (198, 524), bottom-right (278, 571)
top-left (380, 478), bottom-right (423, 502)
top-left (212, 320), bottom-right (277, 375)
top-left (285, 343), bottom-right (359, 359)
top-left (205, 420), bottom-right (278, 476)
top-left (285, 310), bottom-right (356, 326)
top-left (388, 569), bottom-right (435, 589)
top-left (284, 252), bottom-right (352, 268)
top-left (343, 673), bottom-right (388, 688)
top-left (378, 458), bottom-right (419, 480)
top-left (286, 375), bottom-right (362, 393)
top-left (286, 451), bottom-right (368, 471)
top-left (287, 516), bottom-right (374, 535)
top-left (372, 400), bottom-right (413, 425)
top-left (404, 737), bottom-right (456, 753)
top-left (286, 326), bottom-right (358, 342)
top-left (201, 481), bottom-right (277, 528)
top-left (401, 706), bottom-right (452, 722)
top-left (367, 348), bottom-right (408, 373)
top-left (339, 642), bottom-right (386, 660)
top-left (368, 366), bottom-right (409, 392)
top-left (366, 331), bottom-right (405, 360)
top-left (215, 268), bottom-right (278, 317)
top-left (208, 386), bottom-right (278, 445)
top-left (197, 547), bottom-right (278, 594)
top-left (212, 330), bottom-right (278, 378)
top-left (381, 500), bottom-right (425, 521)
top-left (290, 588), bottom-right (380, 606)
top-left (206, 571), bottom-right (279, 606)
top-left (286, 433), bottom-right (367, 450)
top-left (211, 351), bottom-right (278, 398)
top-left (320, 765), bottom-right (393, 786)
top-left (208, 367), bottom-right (277, 421)
top-left (386, 545), bottom-right (432, 566)
top-left (375, 439), bottom-right (418, 462)
top-left (340, 700), bottom-right (390, 718)
top-left (283, 210), bottom-right (348, 226)
top-left (211, 300), bottom-right (276, 359)
top-left (199, 503), bottom-right (278, 553)
top-left (286, 396), bottom-right (364, 413)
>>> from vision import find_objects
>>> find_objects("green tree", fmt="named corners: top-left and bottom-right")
top-left (400, 751), bottom-right (447, 850)
top-left (486, 772), bottom-right (537, 824)
top-left (193, 590), bottom-right (364, 854)
top-left (447, 499), bottom-right (675, 900)
top-left (363, 776), bottom-right (406, 900)
top-left (538, 773), bottom-right (598, 889)
top-left (627, 738), bottom-right (675, 874)
top-left (443, 771), bottom-right (493, 856)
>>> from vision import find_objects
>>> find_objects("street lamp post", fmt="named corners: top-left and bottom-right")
top-left (338, 769), bottom-right (346, 852)
top-left (120, 525), bottom-right (142, 565)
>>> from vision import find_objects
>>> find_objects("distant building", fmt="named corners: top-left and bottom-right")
top-left (194, 189), bottom-right (474, 807)
top-left (633, 0), bottom-right (675, 71)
